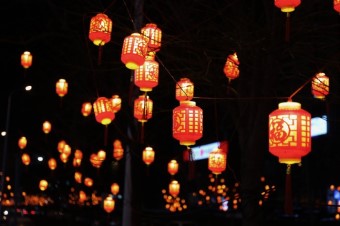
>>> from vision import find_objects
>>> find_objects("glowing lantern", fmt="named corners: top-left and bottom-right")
top-left (176, 78), bottom-right (194, 102)
top-left (56, 79), bottom-right (68, 97)
top-left (97, 149), bottom-right (106, 161)
top-left (57, 140), bottom-right (66, 153)
top-left (39, 180), bottom-right (48, 191)
top-left (62, 144), bottom-right (72, 157)
top-left (142, 146), bottom-right (155, 165)
top-left (110, 95), bottom-right (122, 113)
top-left (274, 0), bottom-right (301, 13)
top-left (73, 158), bottom-right (82, 167)
top-left (113, 139), bottom-right (124, 161)
top-left (81, 102), bottom-right (92, 116)
top-left (90, 153), bottom-right (102, 168)
top-left (169, 180), bottom-right (180, 197)
top-left (79, 190), bottom-right (87, 202)
top-left (42, 121), bottom-right (52, 134)
top-left (121, 33), bottom-right (148, 70)
top-left (18, 136), bottom-right (27, 149)
top-left (311, 72), bottom-right (329, 100)
top-left (208, 148), bottom-right (227, 175)
top-left (89, 13), bottom-right (112, 46)
top-left (48, 158), bottom-right (57, 170)
top-left (74, 171), bottom-right (82, 183)
top-left (141, 23), bottom-right (162, 52)
top-left (93, 97), bottom-right (115, 125)
top-left (103, 195), bottom-right (115, 213)
top-left (269, 101), bottom-right (311, 165)
top-left (173, 101), bottom-right (203, 146)
top-left (84, 177), bottom-right (93, 187)
top-left (21, 153), bottom-right (31, 166)
top-left (21, 51), bottom-right (32, 69)
top-left (134, 52), bottom-right (159, 92)
top-left (223, 53), bottom-right (240, 81)
top-left (134, 95), bottom-right (153, 122)
top-left (168, 160), bottom-right (179, 175)
top-left (60, 153), bottom-right (69, 163)
top-left (335, 0), bottom-right (340, 13)
top-left (111, 183), bottom-right (120, 195)
top-left (74, 149), bottom-right (83, 160)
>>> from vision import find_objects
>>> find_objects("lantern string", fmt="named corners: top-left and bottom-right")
top-left (122, 0), bottom-right (138, 32)
top-left (288, 76), bottom-right (314, 101)
top-left (102, 0), bottom-right (117, 14)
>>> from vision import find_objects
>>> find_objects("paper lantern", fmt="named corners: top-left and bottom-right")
top-left (274, 0), bottom-right (301, 13)
top-left (223, 53), bottom-right (240, 81)
top-left (73, 158), bottom-right (82, 167)
top-left (134, 95), bottom-right (153, 122)
top-left (74, 149), bottom-right (83, 160)
top-left (110, 95), bottom-right (122, 113)
top-left (173, 101), bottom-right (203, 146)
top-left (103, 195), bottom-right (115, 213)
top-left (56, 79), bottom-right (68, 97)
top-left (48, 158), bottom-right (57, 170)
top-left (21, 153), bottom-right (31, 166)
top-left (134, 52), bottom-right (159, 92)
top-left (269, 101), bottom-right (311, 165)
top-left (79, 190), bottom-right (87, 202)
top-left (169, 180), bottom-right (180, 197)
top-left (335, 0), bottom-right (340, 13)
top-left (60, 152), bottom-right (69, 163)
top-left (312, 72), bottom-right (329, 100)
top-left (208, 148), bottom-right (227, 175)
top-left (113, 139), bottom-right (124, 161)
top-left (90, 153), bottom-right (102, 168)
top-left (81, 102), bottom-right (92, 116)
top-left (168, 160), bottom-right (179, 175)
top-left (74, 171), bottom-right (82, 184)
top-left (97, 149), bottom-right (106, 161)
top-left (121, 33), bottom-right (148, 70)
top-left (42, 121), bottom-right (52, 134)
top-left (93, 97), bottom-right (115, 125)
top-left (89, 13), bottom-right (112, 46)
top-left (18, 136), bottom-right (27, 149)
top-left (176, 78), bottom-right (194, 102)
top-left (84, 177), bottom-right (93, 187)
top-left (111, 183), bottom-right (120, 195)
top-left (39, 180), bottom-right (48, 191)
top-left (21, 51), bottom-right (32, 69)
top-left (141, 23), bottom-right (162, 52)
top-left (57, 140), bottom-right (66, 153)
top-left (142, 146), bottom-right (155, 165)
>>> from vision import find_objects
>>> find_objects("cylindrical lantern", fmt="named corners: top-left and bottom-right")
top-left (223, 53), bottom-right (240, 81)
top-left (269, 101), bottom-right (311, 165)
top-left (21, 51), bottom-right (32, 69)
top-left (121, 33), bottom-right (148, 70)
top-left (21, 153), bottom-right (31, 166)
top-left (208, 148), bottom-right (227, 175)
top-left (143, 146), bottom-right (155, 165)
top-left (103, 195), bottom-right (115, 213)
top-left (134, 52), bottom-right (159, 92)
top-left (48, 158), bottom-right (57, 170)
top-left (56, 79), bottom-right (68, 97)
top-left (42, 121), bottom-right (52, 134)
top-left (274, 0), bottom-right (301, 13)
top-left (39, 180), bottom-right (48, 191)
top-left (93, 97), bottom-right (115, 125)
top-left (81, 102), bottom-right (92, 116)
top-left (173, 101), bottom-right (203, 146)
top-left (141, 23), bottom-right (162, 52)
top-left (134, 95), bottom-right (153, 123)
top-left (110, 95), bottom-right (122, 113)
top-left (168, 160), bottom-right (179, 175)
top-left (169, 180), bottom-right (180, 197)
top-left (335, 0), bottom-right (340, 13)
top-left (311, 72), bottom-right (329, 100)
top-left (18, 136), bottom-right (27, 150)
top-left (89, 13), bottom-right (112, 46)
top-left (111, 183), bottom-right (120, 195)
top-left (176, 78), bottom-right (194, 102)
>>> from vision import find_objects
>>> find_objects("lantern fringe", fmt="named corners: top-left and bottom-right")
top-left (284, 164), bottom-right (293, 215)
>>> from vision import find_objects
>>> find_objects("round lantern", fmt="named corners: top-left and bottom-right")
top-left (18, 136), bottom-right (27, 149)
top-left (111, 183), bottom-right (120, 195)
top-left (143, 146), bottom-right (155, 165)
top-left (48, 158), bottom-right (57, 170)
top-left (274, 0), bottom-right (301, 13)
top-left (335, 0), bottom-right (340, 13)
top-left (269, 101), bottom-right (311, 165)
top-left (134, 95), bottom-right (153, 123)
top-left (176, 78), bottom-right (194, 102)
top-left (39, 179), bottom-right (48, 191)
top-left (81, 102), bottom-right (92, 116)
top-left (42, 121), bottom-right (52, 134)
top-left (141, 23), bottom-right (162, 52)
top-left (168, 160), bottom-right (179, 175)
top-left (311, 72), bottom-right (329, 100)
top-left (173, 101), bottom-right (203, 146)
top-left (223, 53), bottom-right (240, 81)
top-left (21, 51), bottom-right (32, 69)
top-left (134, 52), bottom-right (159, 92)
top-left (208, 148), bottom-right (227, 175)
top-left (121, 33), bottom-right (148, 70)
top-left (89, 13), bottom-right (112, 46)
top-left (169, 180), bottom-right (180, 197)
top-left (56, 79), bottom-right (68, 97)
top-left (103, 195), bottom-right (115, 213)
top-left (21, 153), bottom-right (31, 166)
top-left (110, 95), bottom-right (122, 113)
top-left (93, 97), bottom-right (115, 125)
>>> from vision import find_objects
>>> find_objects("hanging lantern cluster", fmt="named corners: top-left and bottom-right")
top-left (142, 146), bottom-right (155, 165)
top-left (57, 140), bottom-right (72, 163)
top-left (89, 13), bottom-right (112, 46)
top-left (223, 52), bottom-right (240, 82)
top-left (113, 139), bottom-right (124, 161)
top-left (311, 72), bottom-right (329, 100)
top-left (335, 0), bottom-right (340, 13)
top-left (56, 78), bottom-right (68, 97)
top-left (21, 51), bottom-right (33, 69)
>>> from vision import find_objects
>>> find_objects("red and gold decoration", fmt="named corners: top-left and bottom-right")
top-left (42, 121), bottom-right (52, 134)
top-left (81, 102), bottom-right (92, 117)
top-left (18, 136), bottom-right (27, 150)
top-left (56, 79), bottom-right (68, 97)
top-left (335, 0), bottom-right (340, 13)
top-left (208, 147), bottom-right (227, 175)
top-left (169, 180), bottom-right (180, 197)
top-left (121, 33), bottom-right (148, 70)
top-left (89, 13), bottom-right (112, 46)
top-left (39, 179), bottom-right (48, 191)
top-left (21, 51), bottom-right (32, 69)
top-left (21, 153), bottom-right (31, 166)
top-left (142, 146), bottom-right (155, 165)
top-left (103, 195), bottom-right (115, 213)
top-left (175, 78), bottom-right (194, 102)
top-left (141, 23), bottom-right (162, 52)
top-left (311, 72), bottom-right (329, 100)
top-left (93, 97), bottom-right (115, 125)
top-left (223, 52), bottom-right (240, 82)
top-left (134, 52), bottom-right (159, 92)
top-left (168, 160), bottom-right (179, 176)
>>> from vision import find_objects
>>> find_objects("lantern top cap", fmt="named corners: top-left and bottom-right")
top-left (179, 100), bottom-right (196, 106)
top-left (278, 101), bottom-right (301, 110)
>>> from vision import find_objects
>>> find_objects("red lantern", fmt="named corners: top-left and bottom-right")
top-left (39, 180), bottom-right (48, 191)
top-left (21, 51), bottom-right (32, 69)
top-left (42, 121), bottom-right (52, 134)
top-left (134, 52), bottom-right (159, 92)
top-left (208, 148), bottom-right (227, 175)
top-left (269, 101), bottom-right (311, 165)
top-left (57, 140), bottom-right (66, 153)
top-left (18, 136), bottom-right (27, 149)
top-left (111, 183), bottom-right (120, 195)
top-left (176, 78), bottom-right (194, 102)
top-left (103, 195), bottom-right (115, 213)
top-left (74, 149), bottom-right (83, 160)
top-left (81, 102), bottom-right (92, 116)
top-left (335, 0), bottom-right (340, 13)
top-left (97, 149), bottom-right (106, 161)
top-left (169, 180), bottom-right (180, 197)
top-left (93, 97), bottom-right (115, 125)
top-left (113, 139), bottom-right (124, 161)
top-left (84, 177), bottom-right (93, 187)
top-left (110, 95), bottom-right (122, 113)
top-left (121, 33), bottom-right (148, 70)
top-left (79, 190), bottom-right (86, 202)
top-left (89, 13), bottom-right (112, 46)
top-left (142, 146), bottom-right (155, 165)
top-left (134, 95), bottom-right (153, 122)
top-left (223, 53), bottom-right (240, 81)
top-left (21, 153), bottom-right (31, 166)
top-left (168, 160), bottom-right (179, 175)
top-left (173, 101), bottom-right (203, 146)
top-left (48, 158), bottom-right (57, 170)
top-left (56, 79), bottom-right (68, 97)
top-left (311, 72), bottom-right (329, 100)
top-left (141, 23), bottom-right (162, 52)
top-left (74, 172), bottom-right (82, 183)
top-left (90, 153), bottom-right (102, 168)
top-left (274, 0), bottom-right (301, 13)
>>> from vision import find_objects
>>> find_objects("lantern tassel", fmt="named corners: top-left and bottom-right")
top-left (284, 164), bottom-right (293, 215)
top-left (188, 147), bottom-right (195, 180)
top-left (285, 13), bottom-right (291, 42)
